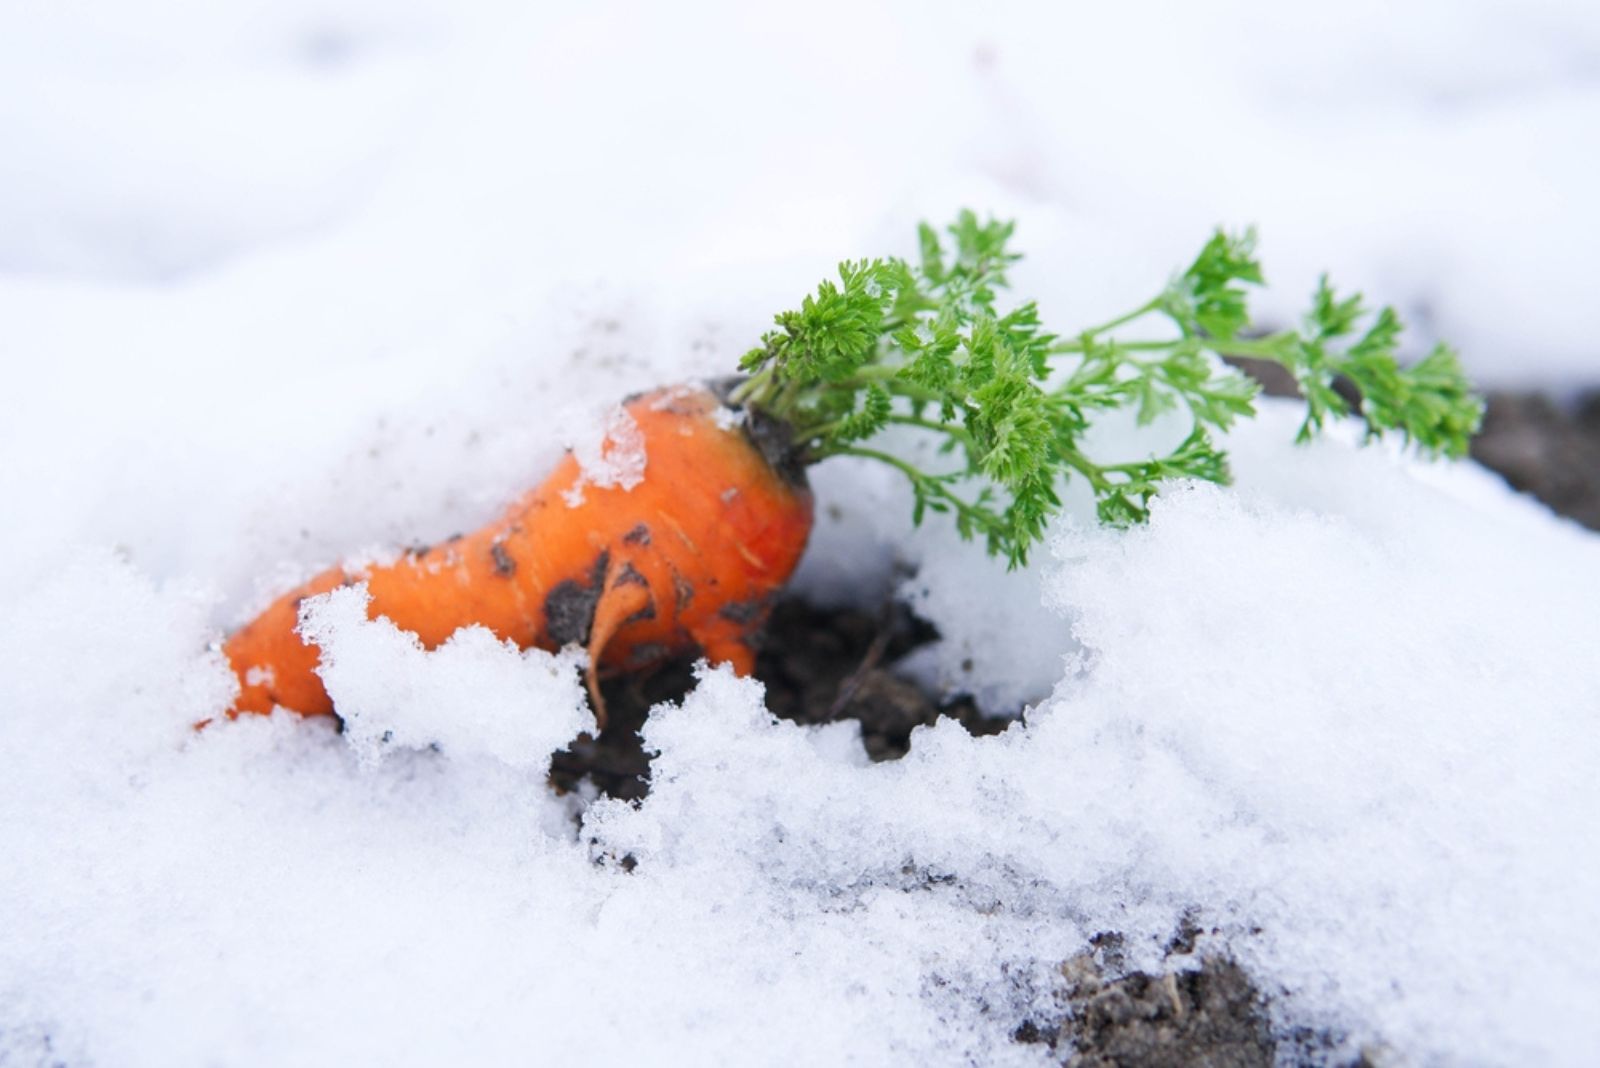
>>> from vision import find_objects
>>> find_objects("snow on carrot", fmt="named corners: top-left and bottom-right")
top-left (223, 212), bottom-right (1483, 726)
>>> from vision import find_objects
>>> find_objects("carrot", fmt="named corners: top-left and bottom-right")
top-left (224, 385), bottom-right (813, 728)
top-left (222, 213), bottom-right (1480, 729)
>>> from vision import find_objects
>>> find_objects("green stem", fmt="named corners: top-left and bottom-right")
top-left (1056, 446), bottom-right (1110, 490)
top-left (825, 447), bottom-right (977, 512)
top-left (800, 413), bottom-right (973, 449)
top-left (840, 364), bottom-right (906, 384)
top-left (1072, 299), bottom-right (1160, 340)
top-left (1051, 333), bottom-right (1292, 360)
top-left (837, 375), bottom-right (945, 405)
top-left (1202, 334), bottom-right (1294, 360)
top-left (730, 365), bottom-right (778, 408)
top-left (1052, 338), bottom-right (1169, 354)
top-left (889, 413), bottom-right (973, 442)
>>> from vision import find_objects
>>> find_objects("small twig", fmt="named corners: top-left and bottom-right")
top-left (829, 600), bottom-right (898, 718)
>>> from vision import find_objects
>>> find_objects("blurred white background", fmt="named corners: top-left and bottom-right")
top-left (3, 0), bottom-right (1598, 380)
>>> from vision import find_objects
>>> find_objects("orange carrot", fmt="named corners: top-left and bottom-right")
top-left (224, 385), bottom-right (813, 727)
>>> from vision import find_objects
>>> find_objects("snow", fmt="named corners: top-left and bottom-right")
top-left (3, 0), bottom-right (1600, 1065)
top-left (562, 402), bottom-right (647, 507)
top-left (1040, 424), bottom-right (1600, 1062)
top-left (299, 584), bottom-right (593, 767)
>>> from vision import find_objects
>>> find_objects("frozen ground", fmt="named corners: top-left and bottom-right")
top-left (2, 2), bottom-right (1599, 1065)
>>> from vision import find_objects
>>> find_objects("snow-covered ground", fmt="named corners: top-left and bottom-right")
top-left (3, 2), bottom-right (1599, 1064)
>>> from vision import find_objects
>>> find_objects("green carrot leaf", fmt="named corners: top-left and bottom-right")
top-left (735, 213), bottom-right (1483, 567)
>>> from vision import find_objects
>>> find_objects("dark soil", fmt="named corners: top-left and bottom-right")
top-left (1010, 925), bottom-right (1388, 1068)
top-left (1051, 952), bottom-right (1275, 1068)
top-left (547, 598), bottom-right (1013, 801)
top-left (548, 376), bottom-right (1599, 1064)
top-left (1470, 392), bottom-right (1600, 531)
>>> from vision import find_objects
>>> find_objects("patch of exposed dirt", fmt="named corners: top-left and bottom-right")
top-left (1054, 952), bottom-right (1275, 1068)
top-left (1469, 391), bottom-right (1600, 531)
top-left (1011, 927), bottom-right (1277, 1068)
top-left (756, 599), bottom-right (1013, 759)
top-left (1011, 925), bottom-right (1385, 1068)
top-left (547, 598), bottom-right (1013, 800)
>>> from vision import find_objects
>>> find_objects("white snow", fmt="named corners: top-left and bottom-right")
top-left (2, 0), bottom-right (1599, 1065)
top-left (298, 583), bottom-right (593, 767)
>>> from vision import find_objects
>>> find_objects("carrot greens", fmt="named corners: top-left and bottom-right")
top-left (733, 212), bottom-right (1483, 567)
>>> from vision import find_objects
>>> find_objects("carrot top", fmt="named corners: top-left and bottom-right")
top-left (735, 213), bottom-right (1483, 567)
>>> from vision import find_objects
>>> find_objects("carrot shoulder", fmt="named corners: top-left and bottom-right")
top-left (223, 385), bottom-right (813, 725)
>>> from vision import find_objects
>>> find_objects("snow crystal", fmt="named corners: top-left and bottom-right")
top-left (561, 403), bottom-right (647, 508)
